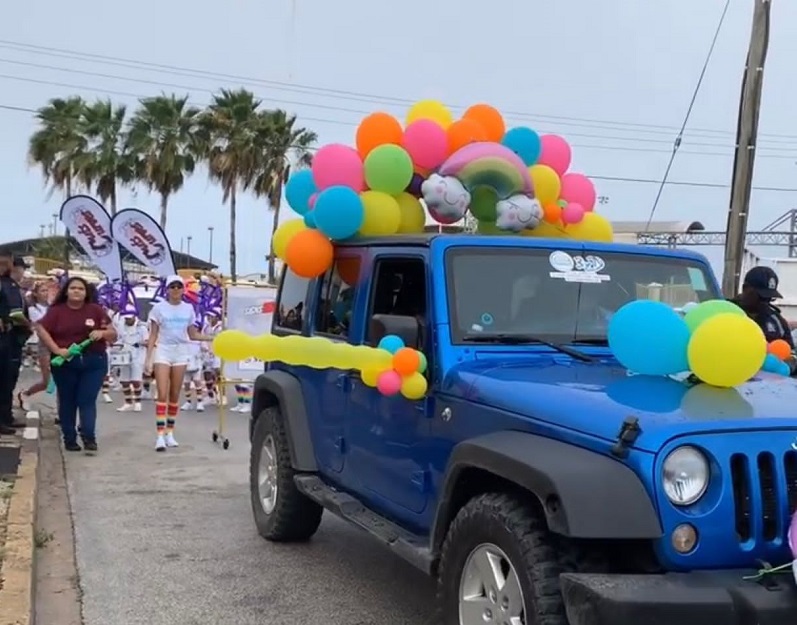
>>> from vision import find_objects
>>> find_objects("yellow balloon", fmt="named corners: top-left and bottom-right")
top-left (272, 219), bottom-right (306, 260)
top-left (565, 212), bottom-right (614, 243)
top-left (522, 221), bottom-right (567, 239)
top-left (359, 191), bottom-right (401, 236)
top-left (400, 372), bottom-right (428, 400)
top-left (406, 100), bottom-right (453, 129)
top-left (353, 345), bottom-right (393, 370)
top-left (687, 313), bottom-right (766, 388)
top-left (327, 343), bottom-right (358, 370)
top-left (252, 334), bottom-right (280, 361)
top-left (529, 164), bottom-right (561, 205)
top-left (395, 192), bottom-right (426, 233)
top-left (212, 330), bottom-right (255, 361)
top-left (361, 366), bottom-right (382, 387)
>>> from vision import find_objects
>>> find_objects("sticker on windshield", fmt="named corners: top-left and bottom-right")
top-left (548, 251), bottom-right (610, 283)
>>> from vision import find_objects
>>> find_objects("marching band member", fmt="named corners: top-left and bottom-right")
top-left (113, 309), bottom-right (148, 412)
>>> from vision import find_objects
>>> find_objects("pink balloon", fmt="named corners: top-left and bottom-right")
top-left (538, 135), bottom-right (572, 176)
top-left (560, 173), bottom-right (597, 212)
top-left (312, 144), bottom-right (365, 191)
top-left (402, 120), bottom-right (448, 170)
top-left (562, 202), bottom-right (585, 224)
top-left (376, 370), bottom-right (402, 396)
top-left (308, 192), bottom-right (318, 209)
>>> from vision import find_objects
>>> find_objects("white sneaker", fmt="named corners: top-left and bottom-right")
top-left (165, 432), bottom-right (179, 448)
top-left (196, 401), bottom-right (205, 412)
top-left (117, 403), bottom-right (133, 412)
top-left (155, 435), bottom-right (166, 451)
top-left (102, 393), bottom-right (113, 404)
top-left (133, 402), bottom-right (142, 412)
top-left (180, 401), bottom-right (193, 411)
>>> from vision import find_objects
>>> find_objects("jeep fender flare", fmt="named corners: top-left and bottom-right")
top-left (251, 370), bottom-right (317, 472)
top-left (432, 431), bottom-right (662, 550)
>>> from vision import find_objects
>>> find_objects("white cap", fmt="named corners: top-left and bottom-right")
top-left (166, 275), bottom-right (184, 287)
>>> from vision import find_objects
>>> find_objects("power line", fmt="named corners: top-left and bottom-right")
top-left (5, 37), bottom-right (797, 142)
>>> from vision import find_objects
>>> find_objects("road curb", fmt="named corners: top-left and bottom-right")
top-left (0, 410), bottom-right (41, 625)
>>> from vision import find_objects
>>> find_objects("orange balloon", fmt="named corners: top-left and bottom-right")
top-left (392, 348), bottom-right (421, 376)
top-left (542, 203), bottom-right (562, 224)
top-left (463, 104), bottom-right (506, 142)
top-left (768, 339), bottom-right (792, 361)
top-left (285, 229), bottom-right (334, 278)
top-left (336, 255), bottom-right (362, 286)
top-left (356, 112), bottom-right (403, 158)
top-left (446, 118), bottom-right (488, 155)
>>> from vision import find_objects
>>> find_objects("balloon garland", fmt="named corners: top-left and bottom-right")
top-left (273, 99), bottom-right (614, 279)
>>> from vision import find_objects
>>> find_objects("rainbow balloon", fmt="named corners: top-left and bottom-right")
top-left (438, 142), bottom-right (533, 198)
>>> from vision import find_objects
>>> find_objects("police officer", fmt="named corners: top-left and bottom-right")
top-left (0, 252), bottom-right (30, 434)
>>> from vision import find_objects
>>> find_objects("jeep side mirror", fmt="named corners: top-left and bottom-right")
top-left (369, 314), bottom-right (421, 350)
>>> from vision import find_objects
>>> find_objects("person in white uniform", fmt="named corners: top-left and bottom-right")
top-left (113, 311), bottom-right (148, 412)
top-left (144, 275), bottom-right (213, 452)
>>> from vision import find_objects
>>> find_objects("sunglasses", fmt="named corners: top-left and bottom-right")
top-left (168, 283), bottom-right (184, 289)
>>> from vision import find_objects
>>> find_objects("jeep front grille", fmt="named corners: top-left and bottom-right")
top-left (730, 450), bottom-right (797, 544)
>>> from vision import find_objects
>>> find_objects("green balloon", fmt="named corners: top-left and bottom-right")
top-left (469, 185), bottom-right (498, 221)
top-left (684, 300), bottom-right (745, 333)
top-left (557, 199), bottom-right (568, 208)
top-left (363, 144), bottom-right (413, 195)
top-left (417, 352), bottom-right (427, 374)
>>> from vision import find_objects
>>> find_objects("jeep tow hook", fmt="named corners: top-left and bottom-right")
top-left (610, 416), bottom-right (641, 459)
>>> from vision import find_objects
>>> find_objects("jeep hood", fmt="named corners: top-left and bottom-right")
top-left (444, 357), bottom-right (797, 451)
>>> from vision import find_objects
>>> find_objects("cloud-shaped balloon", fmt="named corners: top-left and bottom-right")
top-left (495, 194), bottom-right (543, 232)
top-left (421, 173), bottom-right (470, 223)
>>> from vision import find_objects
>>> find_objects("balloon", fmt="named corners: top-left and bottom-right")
top-left (308, 193), bottom-right (318, 209)
top-left (284, 169), bottom-right (317, 215)
top-left (359, 191), bottom-right (401, 236)
top-left (402, 120), bottom-right (448, 170)
top-left (561, 203), bottom-right (585, 225)
top-left (538, 135), bottom-right (572, 176)
top-left (400, 372), bottom-right (428, 400)
top-left (356, 112), bottom-right (403, 158)
top-left (469, 186), bottom-right (499, 222)
top-left (687, 313), bottom-right (766, 388)
top-left (285, 229), bottom-right (334, 278)
top-left (272, 219), bottom-right (306, 260)
top-left (528, 164), bottom-right (561, 204)
top-left (542, 203), bottom-right (562, 224)
top-left (447, 118), bottom-right (487, 154)
top-left (361, 366), bottom-right (382, 387)
top-left (304, 212), bottom-right (316, 228)
top-left (363, 144), bottom-right (413, 195)
top-left (560, 173), bottom-right (597, 212)
top-left (477, 221), bottom-right (504, 235)
top-left (395, 192), bottom-right (426, 233)
top-left (311, 144), bottom-right (365, 191)
top-left (378, 334), bottom-right (405, 353)
top-left (565, 212), bottom-right (614, 242)
top-left (762, 353), bottom-right (791, 376)
top-left (405, 172), bottom-right (425, 197)
top-left (417, 352), bottom-right (428, 374)
top-left (608, 300), bottom-right (691, 375)
top-left (393, 347), bottom-right (421, 376)
top-left (336, 256), bottom-right (362, 286)
top-left (377, 370), bottom-right (403, 396)
top-left (212, 330), bottom-right (254, 362)
top-left (313, 186), bottom-right (364, 240)
top-left (406, 100), bottom-right (453, 129)
top-left (463, 104), bottom-right (505, 142)
top-left (768, 339), bottom-right (792, 361)
top-left (683, 300), bottom-right (745, 334)
top-left (502, 127), bottom-right (542, 166)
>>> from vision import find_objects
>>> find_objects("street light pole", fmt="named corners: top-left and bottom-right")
top-left (208, 227), bottom-right (214, 264)
top-left (187, 236), bottom-right (192, 257)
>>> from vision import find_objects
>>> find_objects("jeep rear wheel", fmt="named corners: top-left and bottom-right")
top-left (436, 492), bottom-right (567, 625)
top-left (249, 406), bottom-right (323, 542)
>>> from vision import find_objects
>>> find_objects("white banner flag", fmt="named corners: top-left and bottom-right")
top-left (59, 196), bottom-right (123, 281)
top-left (223, 285), bottom-right (277, 381)
top-left (110, 208), bottom-right (176, 277)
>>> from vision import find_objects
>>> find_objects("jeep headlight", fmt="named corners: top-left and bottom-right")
top-left (662, 446), bottom-right (709, 506)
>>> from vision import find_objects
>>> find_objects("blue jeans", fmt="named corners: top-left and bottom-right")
top-left (51, 352), bottom-right (108, 445)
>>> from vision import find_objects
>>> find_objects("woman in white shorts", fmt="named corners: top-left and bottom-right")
top-left (144, 275), bottom-right (213, 452)
top-left (113, 312), bottom-right (148, 412)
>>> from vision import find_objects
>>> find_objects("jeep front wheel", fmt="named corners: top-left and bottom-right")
top-left (249, 406), bottom-right (323, 542)
top-left (436, 492), bottom-right (567, 625)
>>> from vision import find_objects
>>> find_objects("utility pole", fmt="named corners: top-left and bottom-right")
top-left (722, 0), bottom-right (772, 297)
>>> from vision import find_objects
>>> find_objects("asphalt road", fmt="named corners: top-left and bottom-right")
top-left (63, 394), bottom-right (437, 625)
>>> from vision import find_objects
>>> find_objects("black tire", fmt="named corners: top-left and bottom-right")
top-left (249, 406), bottom-right (323, 542)
top-left (436, 492), bottom-right (568, 625)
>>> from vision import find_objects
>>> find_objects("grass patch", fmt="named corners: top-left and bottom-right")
top-left (34, 529), bottom-right (53, 549)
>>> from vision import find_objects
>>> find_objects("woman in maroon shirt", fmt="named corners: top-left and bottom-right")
top-left (37, 277), bottom-right (117, 453)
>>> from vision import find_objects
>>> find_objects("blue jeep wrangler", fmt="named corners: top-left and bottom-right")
top-left (249, 233), bottom-right (797, 625)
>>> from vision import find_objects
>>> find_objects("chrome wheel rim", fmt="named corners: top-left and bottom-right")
top-left (257, 435), bottom-right (278, 514)
top-left (459, 543), bottom-right (525, 625)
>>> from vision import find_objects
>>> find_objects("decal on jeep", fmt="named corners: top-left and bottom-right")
top-left (548, 251), bottom-right (611, 283)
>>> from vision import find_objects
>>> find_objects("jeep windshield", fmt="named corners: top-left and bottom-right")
top-left (445, 247), bottom-right (720, 345)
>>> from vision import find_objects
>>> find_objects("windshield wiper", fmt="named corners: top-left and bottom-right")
top-left (571, 338), bottom-right (609, 345)
top-left (462, 333), bottom-right (595, 362)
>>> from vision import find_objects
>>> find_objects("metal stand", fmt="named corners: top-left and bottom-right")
top-left (211, 383), bottom-right (230, 450)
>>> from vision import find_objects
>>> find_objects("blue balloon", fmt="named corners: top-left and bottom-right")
top-left (608, 300), bottom-right (690, 376)
top-left (762, 353), bottom-right (790, 376)
top-left (313, 186), bottom-right (364, 241)
top-left (304, 212), bottom-right (316, 228)
top-left (285, 169), bottom-right (317, 215)
top-left (378, 334), bottom-right (405, 354)
top-left (501, 127), bottom-right (542, 166)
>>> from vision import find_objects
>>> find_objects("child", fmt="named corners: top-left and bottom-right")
top-left (113, 312), bottom-right (148, 412)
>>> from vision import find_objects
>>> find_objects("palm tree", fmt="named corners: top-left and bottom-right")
top-left (75, 99), bottom-right (133, 215)
top-left (28, 96), bottom-right (87, 198)
top-left (248, 109), bottom-right (317, 284)
top-left (125, 94), bottom-right (201, 230)
top-left (198, 89), bottom-right (261, 282)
